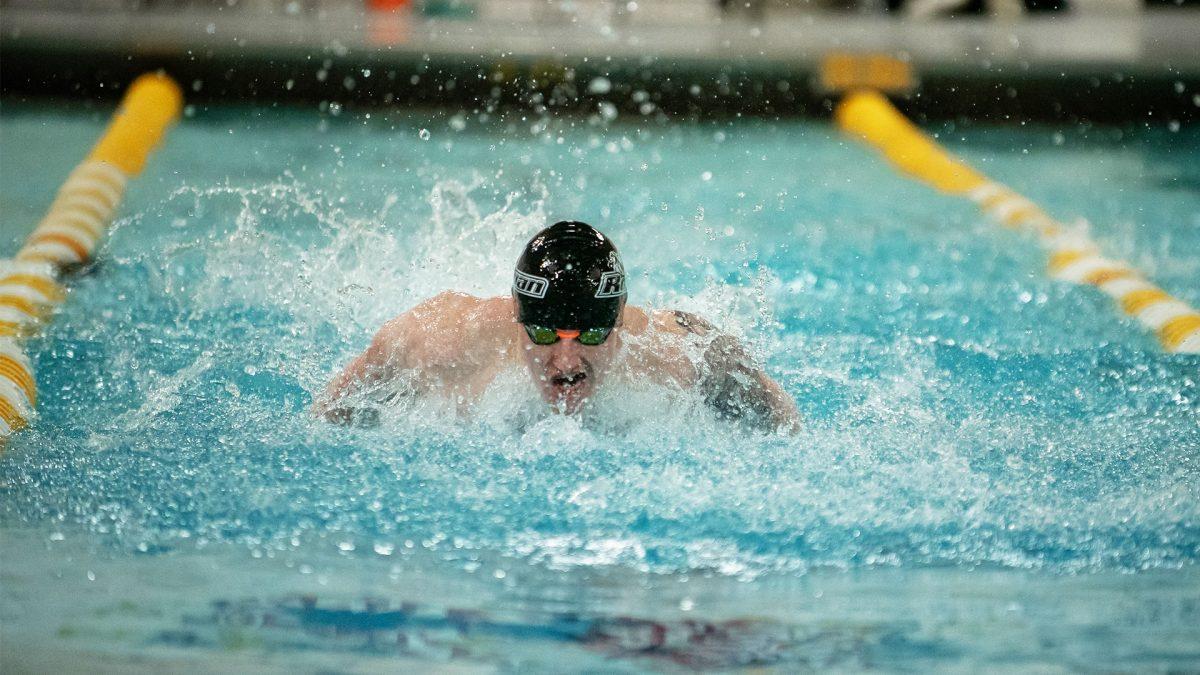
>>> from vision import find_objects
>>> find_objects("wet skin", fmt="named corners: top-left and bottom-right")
top-left (314, 291), bottom-right (799, 430)
top-left (520, 326), bottom-right (621, 414)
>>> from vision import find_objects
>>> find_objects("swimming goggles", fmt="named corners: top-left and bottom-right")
top-left (524, 324), bottom-right (613, 346)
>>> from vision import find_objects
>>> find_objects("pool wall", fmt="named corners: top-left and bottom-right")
top-left (2, 5), bottom-right (1199, 122)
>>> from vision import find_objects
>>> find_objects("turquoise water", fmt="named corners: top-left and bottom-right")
top-left (1, 102), bottom-right (1198, 671)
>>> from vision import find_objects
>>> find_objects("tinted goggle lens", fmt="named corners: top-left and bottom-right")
top-left (524, 325), bottom-right (612, 346)
top-left (525, 324), bottom-right (559, 345)
top-left (578, 327), bottom-right (612, 345)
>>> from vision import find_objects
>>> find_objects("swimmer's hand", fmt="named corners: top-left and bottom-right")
top-left (700, 333), bottom-right (801, 434)
top-left (313, 314), bottom-right (414, 426)
top-left (319, 405), bottom-right (381, 428)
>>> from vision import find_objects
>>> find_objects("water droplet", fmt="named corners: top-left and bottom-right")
top-left (419, 128), bottom-right (431, 141)
top-left (587, 77), bottom-right (612, 95)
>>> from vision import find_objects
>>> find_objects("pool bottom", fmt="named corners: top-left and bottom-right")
top-left (2, 527), bottom-right (1197, 673)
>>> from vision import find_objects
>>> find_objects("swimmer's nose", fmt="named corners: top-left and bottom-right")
top-left (547, 336), bottom-right (585, 366)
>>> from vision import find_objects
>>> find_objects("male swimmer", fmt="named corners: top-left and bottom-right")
top-left (315, 221), bottom-right (799, 431)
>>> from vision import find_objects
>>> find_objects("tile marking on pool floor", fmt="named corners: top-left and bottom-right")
top-left (835, 89), bottom-right (1200, 355)
top-left (0, 72), bottom-right (182, 442)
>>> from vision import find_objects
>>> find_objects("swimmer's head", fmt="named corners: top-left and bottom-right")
top-left (512, 220), bottom-right (627, 329)
top-left (512, 221), bottom-right (628, 413)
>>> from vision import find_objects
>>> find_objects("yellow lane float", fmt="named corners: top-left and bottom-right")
top-left (0, 72), bottom-right (182, 442)
top-left (836, 89), bottom-right (1200, 354)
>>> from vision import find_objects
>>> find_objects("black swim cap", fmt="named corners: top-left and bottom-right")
top-left (513, 221), bottom-right (627, 329)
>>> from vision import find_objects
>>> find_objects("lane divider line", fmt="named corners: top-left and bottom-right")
top-left (834, 89), bottom-right (1200, 354)
top-left (0, 72), bottom-right (182, 444)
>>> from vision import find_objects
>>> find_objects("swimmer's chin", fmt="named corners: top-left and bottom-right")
top-left (544, 384), bottom-right (592, 415)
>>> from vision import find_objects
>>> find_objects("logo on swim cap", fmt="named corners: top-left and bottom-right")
top-left (514, 270), bottom-right (549, 299)
top-left (594, 253), bottom-right (625, 299)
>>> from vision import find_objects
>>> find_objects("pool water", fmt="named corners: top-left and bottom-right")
top-left (1, 101), bottom-right (1198, 671)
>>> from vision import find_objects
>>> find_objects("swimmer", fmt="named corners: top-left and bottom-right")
top-left (314, 221), bottom-right (799, 431)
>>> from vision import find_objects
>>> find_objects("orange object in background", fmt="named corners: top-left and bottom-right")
top-left (367, 11), bottom-right (411, 45)
top-left (368, 0), bottom-right (411, 11)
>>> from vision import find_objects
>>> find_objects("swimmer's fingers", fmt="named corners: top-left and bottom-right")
top-left (321, 406), bottom-right (381, 428)
top-left (752, 371), bottom-right (802, 434)
top-left (770, 391), bottom-right (803, 435)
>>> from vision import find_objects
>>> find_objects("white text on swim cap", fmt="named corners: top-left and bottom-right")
top-left (514, 270), bottom-right (549, 298)
top-left (595, 270), bottom-right (626, 298)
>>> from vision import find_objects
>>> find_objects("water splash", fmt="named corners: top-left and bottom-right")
top-left (2, 119), bottom-right (1198, 582)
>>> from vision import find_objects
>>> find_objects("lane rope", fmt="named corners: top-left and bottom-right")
top-left (834, 89), bottom-right (1200, 354)
top-left (0, 73), bottom-right (182, 444)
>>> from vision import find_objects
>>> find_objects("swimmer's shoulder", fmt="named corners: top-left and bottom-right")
top-left (640, 307), bottom-right (717, 339)
top-left (388, 292), bottom-right (512, 366)
top-left (406, 290), bottom-right (488, 318)
top-left (618, 307), bottom-right (706, 385)
top-left (618, 306), bottom-right (716, 339)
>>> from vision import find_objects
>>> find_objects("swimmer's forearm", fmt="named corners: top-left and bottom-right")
top-left (313, 362), bottom-right (392, 427)
top-left (313, 332), bottom-right (401, 420)
top-left (755, 373), bottom-right (801, 432)
top-left (700, 334), bottom-right (800, 432)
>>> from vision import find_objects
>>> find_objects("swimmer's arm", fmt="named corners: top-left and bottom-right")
top-left (668, 310), bottom-right (800, 433)
top-left (314, 292), bottom-right (474, 425)
top-left (701, 334), bottom-right (801, 433)
top-left (313, 317), bottom-right (412, 425)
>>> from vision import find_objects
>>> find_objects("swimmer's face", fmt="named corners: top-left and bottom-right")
top-left (517, 320), bottom-right (621, 414)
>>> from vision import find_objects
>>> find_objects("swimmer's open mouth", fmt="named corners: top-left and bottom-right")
top-left (552, 372), bottom-right (588, 387)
